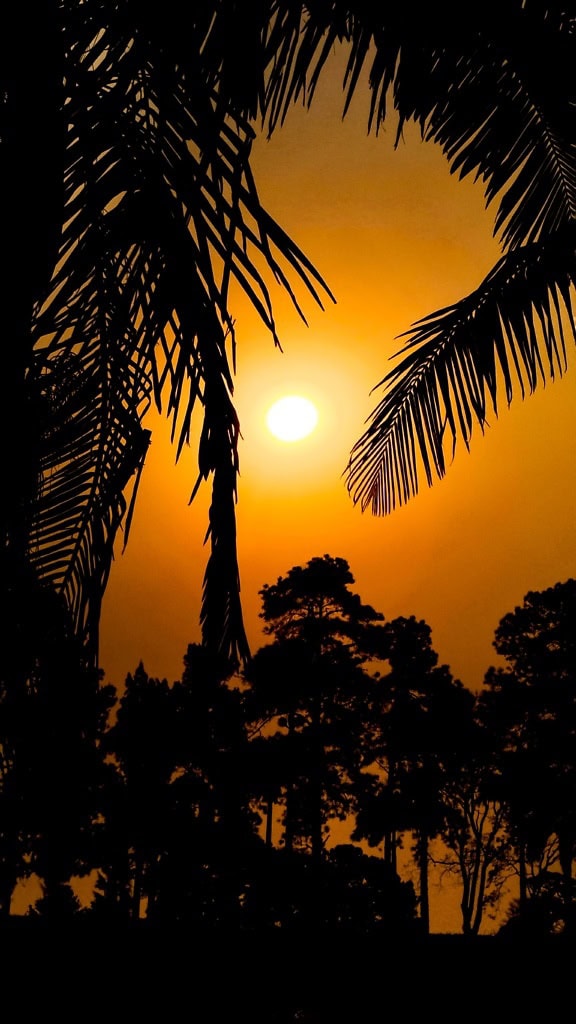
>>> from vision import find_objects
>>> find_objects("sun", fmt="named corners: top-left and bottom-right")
top-left (266, 395), bottom-right (319, 442)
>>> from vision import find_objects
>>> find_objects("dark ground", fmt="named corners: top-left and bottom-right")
top-left (0, 922), bottom-right (572, 1021)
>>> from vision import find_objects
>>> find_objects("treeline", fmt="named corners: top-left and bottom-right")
top-left (1, 556), bottom-right (575, 937)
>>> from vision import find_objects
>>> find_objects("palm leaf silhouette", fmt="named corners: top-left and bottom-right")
top-left (347, 229), bottom-right (576, 513)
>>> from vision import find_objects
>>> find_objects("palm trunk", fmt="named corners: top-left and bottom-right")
top-left (2, 1), bottom-right (65, 691)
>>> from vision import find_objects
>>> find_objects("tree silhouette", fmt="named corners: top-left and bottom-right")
top-left (97, 664), bottom-right (177, 918)
top-left (478, 578), bottom-right (576, 933)
top-left (0, 598), bottom-right (115, 918)
top-left (352, 616), bottom-right (475, 933)
top-left (437, 751), bottom-right (511, 936)
top-left (245, 555), bottom-right (387, 865)
top-left (239, 555), bottom-right (423, 931)
top-left (154, 644), bottom-right (261, 924)
top-left (99, 646), bottom-right (260, 923)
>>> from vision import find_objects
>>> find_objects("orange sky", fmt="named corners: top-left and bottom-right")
top-left (100, 51), bottom-right (576, 697)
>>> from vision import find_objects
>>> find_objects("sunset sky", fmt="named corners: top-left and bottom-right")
top-left (100, 50), bottom-right (576, 698)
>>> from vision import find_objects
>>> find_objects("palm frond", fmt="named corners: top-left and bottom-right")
top-left (346, 227), bottom-right (576, 515)
top-left (261, 5), bottom-right (575, 252)
top-left (30, 299), bottom-right (152, 660)
top-left (370, 6), bottom-right (575, 251)
top-left (409, 10), bottom-right (576, 252)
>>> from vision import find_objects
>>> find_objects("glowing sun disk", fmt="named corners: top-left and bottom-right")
top-left (266, 395), bottom-right (318, 442)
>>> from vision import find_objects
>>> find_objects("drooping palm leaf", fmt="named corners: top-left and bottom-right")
top-left (347, 228), bottom-right (576, 515)
top-left (386, 6), bottom-right (576, 252)
top-left (263, 4), bottom-right (575, 250)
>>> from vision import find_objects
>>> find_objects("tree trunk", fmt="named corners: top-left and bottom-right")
top-left (284, 785), bottom-right (295, 854)
top-left (0, 873), bottom-right (16, 917)
top-left (130, 853), bottom-right (143, 920)
top-left (310, 690), bottom-right (323, 865)
top-left (383, 830), bottom-right (397, 873)
top-left (518, 837), bottom-right (527, 908)
top-left (265, 793), bottom-right (274, 847)
top-left (416, 830), bottom-right (430, 935)
top-left (558, 831), bottom-right (574, 881)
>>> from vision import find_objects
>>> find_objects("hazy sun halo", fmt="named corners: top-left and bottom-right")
top-left (266, 395), bottom-right (319, 442)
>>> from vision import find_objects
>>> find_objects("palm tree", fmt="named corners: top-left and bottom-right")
top-left (4, 3), bottom-right (574, 679)
top-left (2, 2), bottom-right (333, 677)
